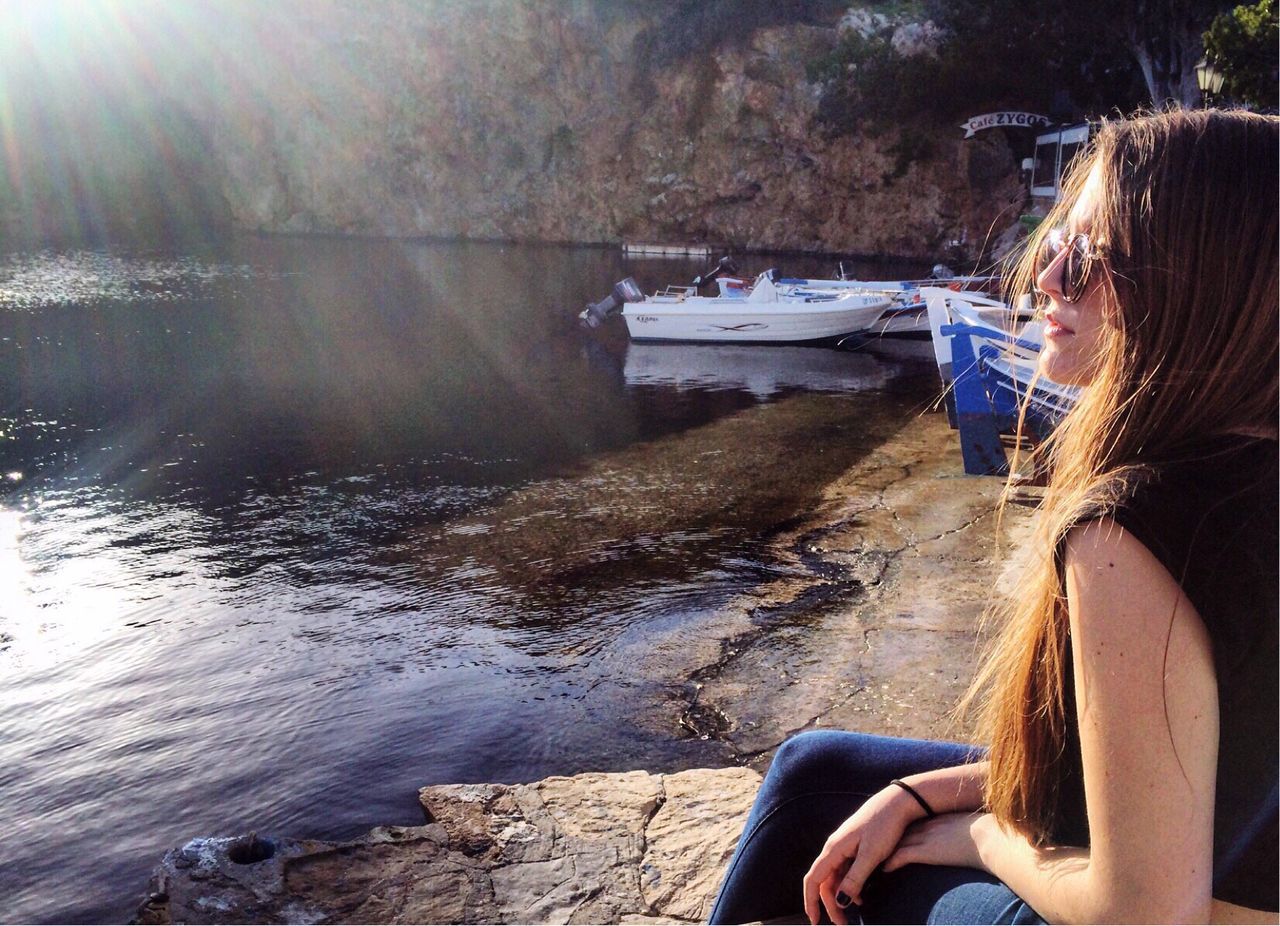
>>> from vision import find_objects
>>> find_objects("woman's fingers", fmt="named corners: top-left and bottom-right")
top-left (804, 859), bottom-right (846, 925)
top-left (818, 875), bottom-right (848, 926)
top-left (881, 841), bottom-right (918, 873)
top-left (803, 873), bottom-right (820, 926)
top-left (803, 833), bottom-right (859, 924)
top-left (882, 828), bottom-right (923, 873)
top-left (834, 847), bottom-right (882, 907)
top-left (802, 861), bottom-right (826, 925)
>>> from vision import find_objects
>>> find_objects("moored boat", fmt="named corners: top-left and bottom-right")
top-left (921, 286), bottom-right (1039, 401)
top-left (581, 272), bottom-right (892, 345)
top-left (922, 286), bottom-right (1079, 474)
top-left (715, 271), bottom-right (998, 340)
top-left (865, 299), bottom-right (932, 338)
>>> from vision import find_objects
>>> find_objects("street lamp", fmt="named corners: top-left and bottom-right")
top-left (1195, 57), bottom-right (1226, 107)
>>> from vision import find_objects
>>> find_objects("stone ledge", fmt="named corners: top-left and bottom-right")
top-left (136, 767), bottom-right (760, 925)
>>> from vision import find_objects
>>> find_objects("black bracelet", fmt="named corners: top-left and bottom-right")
top-left (890, 779), bottom-right (937, 818)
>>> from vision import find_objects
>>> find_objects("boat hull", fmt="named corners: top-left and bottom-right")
top-left (622, 296), bottom-right (889, 344)
top-left (866, 303), bottom-right (931, 339)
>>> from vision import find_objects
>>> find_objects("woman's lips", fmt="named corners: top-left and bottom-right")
top-left (1044, 315), bottom-right (1075, 337)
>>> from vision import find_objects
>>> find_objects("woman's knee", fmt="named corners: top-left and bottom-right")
top-left (772, 729), bottom-right (878, 769)
top-left (765, 730), bottom-right (888, 796)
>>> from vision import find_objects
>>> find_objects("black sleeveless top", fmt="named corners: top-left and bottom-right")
top-left (1053, 435), bottom-right (1278, 911)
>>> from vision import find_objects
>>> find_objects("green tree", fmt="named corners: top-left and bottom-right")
top-left (810, 0), bottom-right (1146, 136)
top-left (928, 0), bottom-right (1233, 107)
top-left (1100, 0), bottom-right (1235, 106)
top-left (922, 0), bottom-right (1146, 114)
top-left (810, 0), bottom-right (1241, 137)
top-left (1204, 0), bottom-right (1279, 108)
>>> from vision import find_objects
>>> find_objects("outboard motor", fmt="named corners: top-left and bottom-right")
top-left (690, 255), bottom-right (739, 292)
top-left (579, 277), bottom-right (644, 329)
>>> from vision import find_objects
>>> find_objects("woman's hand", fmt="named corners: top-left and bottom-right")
top-left (882, 811), bottom-right (991, 874)
top-left (802, 786), bottom-right (926, 926)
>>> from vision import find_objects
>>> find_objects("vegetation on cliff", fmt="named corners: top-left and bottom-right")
top-left (810, 3), bottom-right (1136, 135)
top-left (808, 0), bottom-right (1256, 139)
top-left (1204, 0), bottom-right (1279, 108)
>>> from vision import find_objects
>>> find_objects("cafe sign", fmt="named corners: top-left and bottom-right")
top-left (961, 112), bottom-right (1050, 137)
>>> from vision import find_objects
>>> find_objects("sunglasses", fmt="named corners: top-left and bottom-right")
top-left (1036, 228), bottom-right (1103, 304)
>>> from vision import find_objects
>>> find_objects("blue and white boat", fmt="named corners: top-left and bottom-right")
top-left (922, 286), bottom-right (1078, 474)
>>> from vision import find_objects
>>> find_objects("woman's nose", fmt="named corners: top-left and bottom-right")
top-left (1036, 244), bottom-right (1067, 299)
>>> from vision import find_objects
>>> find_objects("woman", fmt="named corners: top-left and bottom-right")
top-left (709, 108), bottom-right (1278, 925)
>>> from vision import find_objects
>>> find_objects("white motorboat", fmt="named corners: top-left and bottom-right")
top-left (866, 299), bottom-right (932, 338)
top-left (581, 272), bottom-right (892, 345)
top-left (716, 272), bottom-right (997, 340)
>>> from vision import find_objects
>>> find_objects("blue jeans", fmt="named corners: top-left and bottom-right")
top-left (709, 731), bottom-right (1045, 925)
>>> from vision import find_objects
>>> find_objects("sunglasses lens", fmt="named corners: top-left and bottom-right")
top-left (1062, 240), bottom-right (1079, 301)
top-left (1038, 231), bottom-right (1093, 302)
top-left (1064, 236), bottom-right (1091, 302)
top-left (1037, 229), bottom-right (1063, 274)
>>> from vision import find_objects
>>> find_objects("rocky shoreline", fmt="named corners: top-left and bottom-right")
top-left (135, 408), bottom-right (1036, 924)
top-left (136, 768), bottom-right (761, 925)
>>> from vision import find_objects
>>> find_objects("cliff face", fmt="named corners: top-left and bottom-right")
top-left (3, 1), bottom-right (1026, 260)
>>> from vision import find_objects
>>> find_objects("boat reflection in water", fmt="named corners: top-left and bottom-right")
top-left (622, 343), bottom-right (893, 400)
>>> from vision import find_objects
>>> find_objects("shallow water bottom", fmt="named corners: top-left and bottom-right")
top-left (0, 238), bottom-right (940, 922)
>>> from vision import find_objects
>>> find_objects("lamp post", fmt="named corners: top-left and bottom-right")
top-left (1195, 57), bottom-right (1226, 107)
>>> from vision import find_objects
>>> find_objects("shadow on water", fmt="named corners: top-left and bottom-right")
top-left (393, 388), bottom-right (933, 610)
top-left (0, 236), bottom-right (937, 923)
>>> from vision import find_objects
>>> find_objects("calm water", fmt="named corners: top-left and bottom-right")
top-left (0, 237), bottom-right (934, 923)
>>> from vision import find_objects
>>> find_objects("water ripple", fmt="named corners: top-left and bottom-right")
top-left (0, 237), bottom-right (936, 924)
top-left (0, 249), bottom-right (270, 309)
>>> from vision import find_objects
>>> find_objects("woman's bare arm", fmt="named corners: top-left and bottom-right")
top-left (881, 517), bottom-right (1233, 921)
top-left (975, 518), bottom-right (1219, 923)
top-left (897, 760), bottom-right (988, 815)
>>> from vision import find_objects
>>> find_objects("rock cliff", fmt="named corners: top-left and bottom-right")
top-left (3, 1), bottom-right (1026, 260)
top-left (201, 1), bottom-right (1025, 259)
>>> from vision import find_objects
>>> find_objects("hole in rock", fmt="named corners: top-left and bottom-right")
top-left (227, 834), bottom-right (275, 865)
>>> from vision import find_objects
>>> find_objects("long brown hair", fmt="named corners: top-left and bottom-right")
top-left (967, 109), bottom-right (1279, 842)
